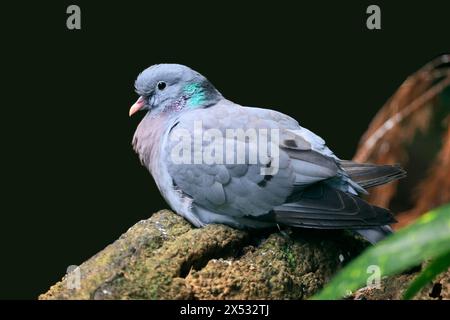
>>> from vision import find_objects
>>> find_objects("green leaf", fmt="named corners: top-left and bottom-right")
top-left (312, 203), bottom-right (450, 300)
top-left (403, 250), bottom-right (450, 300)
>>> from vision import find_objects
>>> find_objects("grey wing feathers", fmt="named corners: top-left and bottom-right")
top-left (167, 137), bottom-right (295, 217)
top-left (285, 149), bottom-right (339, 187)
top-left (273, 183), bottom-right (397, 229)
top-left (166, 102), bottom-right (344, 219)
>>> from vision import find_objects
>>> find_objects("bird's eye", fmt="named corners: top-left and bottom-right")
top-left (157, 81), bottom-right (166, 91)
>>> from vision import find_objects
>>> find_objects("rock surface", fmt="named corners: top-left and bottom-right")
top-left (40, 209), bottom-right (449, 300)
top-left (40, 210), bottom-right (367, 300)
top-left (350, 267), bottom-right (450, 300)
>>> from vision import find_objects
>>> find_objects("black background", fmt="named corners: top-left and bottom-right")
top-left (2, 1), bottom-right (449, 299)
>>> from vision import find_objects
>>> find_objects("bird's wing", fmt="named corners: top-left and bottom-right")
top-left (272, 183), bottom-right (396, 229)
top-left (164, 101), bottom-right (343, 218)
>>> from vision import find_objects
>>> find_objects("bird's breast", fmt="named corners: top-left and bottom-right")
top-left (132, 113), bottom-right (172, 175)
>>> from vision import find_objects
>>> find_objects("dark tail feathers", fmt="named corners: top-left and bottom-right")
top-left (340, 160), bottom-right (406, 189)
top-left (354, 225), bottom-right (394, 244)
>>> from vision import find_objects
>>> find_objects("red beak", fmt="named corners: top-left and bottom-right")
top-left (129, 96), bottom-right (146, 117)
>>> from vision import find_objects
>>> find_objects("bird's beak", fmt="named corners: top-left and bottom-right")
top-left (129, 96), bottom-right (146, 117)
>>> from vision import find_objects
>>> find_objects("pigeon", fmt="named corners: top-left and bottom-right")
top-left (129, 64), bottom-right (406, 244)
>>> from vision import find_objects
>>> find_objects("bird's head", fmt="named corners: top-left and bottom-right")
top-left (129, 64), bottom-right (222, 117)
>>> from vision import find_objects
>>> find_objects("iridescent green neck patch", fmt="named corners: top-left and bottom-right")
top-left (183, 83), bottom-right (206, 108)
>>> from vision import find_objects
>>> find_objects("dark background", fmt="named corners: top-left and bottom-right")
top-left (2, 1), bottom-right (449, 299)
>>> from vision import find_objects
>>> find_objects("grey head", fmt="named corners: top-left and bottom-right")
top-left (129, 64), bottom-right (222, 117)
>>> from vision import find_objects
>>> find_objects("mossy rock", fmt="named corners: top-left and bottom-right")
top-left (40, 210), bottom-right (367, 300)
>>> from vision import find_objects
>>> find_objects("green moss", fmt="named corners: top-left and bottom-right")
top-left (280, 243), bottom-right (298, 271)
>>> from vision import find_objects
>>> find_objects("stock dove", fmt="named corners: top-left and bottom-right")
top-left (130, 64), bottom-right (405, 243)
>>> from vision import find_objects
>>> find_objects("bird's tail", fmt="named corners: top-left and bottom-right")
top-left (340, 160), bottom-right (406, 189)
top-left (354, 225), bottom-right (394, 244)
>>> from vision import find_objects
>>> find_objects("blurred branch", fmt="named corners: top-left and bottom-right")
top-left (353, 54), bottom-right (450, 226)
top-left (396, 118), bottom-right (450, 228)
top-left (355, 55), bottom-right (450, 162)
